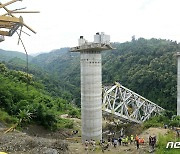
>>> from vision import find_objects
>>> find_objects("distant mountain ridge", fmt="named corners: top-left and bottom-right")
top-left (31, 48), bottom-right (80, 81)
top-left (31, 48), bottom-right (71, 65)
top-left (0, 49), bottom-right (33, 62)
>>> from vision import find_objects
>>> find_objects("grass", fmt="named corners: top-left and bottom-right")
top-left (0, 109), bottom-right (18, 126)
top-left (57, 118), bottom-right (74, 129)
top-left (156, 131), bottom-right (180, 154)
top-left (143, 115), bottom-right (180, 130)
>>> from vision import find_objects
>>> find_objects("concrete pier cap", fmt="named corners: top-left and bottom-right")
top-left (70, 32), bottom-right (114, 142)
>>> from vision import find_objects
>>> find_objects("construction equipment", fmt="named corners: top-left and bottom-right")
top-left (0, 0), bottom-right (39, 42)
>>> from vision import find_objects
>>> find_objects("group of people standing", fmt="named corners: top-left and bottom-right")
top-left (109, 135), bottom-right (135, 147)
top-left (84, 134), bottom-right (156, 152)
top-left (84, 139), bottom-right (96, 151)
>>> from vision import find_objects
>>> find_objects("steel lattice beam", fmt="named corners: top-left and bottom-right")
top-left (102, 82), bottom-right (165, 123)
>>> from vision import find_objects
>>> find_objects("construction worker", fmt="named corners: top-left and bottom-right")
top-left (92, 140), bottom-right (96, 151)
top-left (152, 136), bottom-right (156, 149)
top-left (125, 136), bottom-right (128, 145)
top-left (135, 134), bottom-right (139, 143)
top-left (138, 137), bottom-right (144, 144)
top-left (111, 136), bottom-right (115, 145)
top-left (130, 135), bottom-right (134, 144)
top-left (122, 137), bottom-right (125, 146)
top-left (118, 136), bottom-right (122, 145)
top-left (84, 139), bottom-right (89, 151)
top-left (113, 138), bottom-right (118, 148)
top-left (136, 137), bottom-right (140, 149)
top-left (149, 136), bottom-right (152, 145)
top-left (108, 137), bottom-right (111, 146)
top-left (140, 137), bottom-right (144, 144)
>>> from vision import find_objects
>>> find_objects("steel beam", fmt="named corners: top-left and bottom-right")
top-left (103, 82), bottom-right (164, 123)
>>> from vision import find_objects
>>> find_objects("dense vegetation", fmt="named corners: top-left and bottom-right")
top-left (0, 62), bottom-right (80, 130)
top-left (157, 129), bottom-right (180, 154)
top-left (29, 49), bottom-right (82, 107)
top-left (32, 38), bottom-right (179, 113)
top-left (102, 38), bottom-right (178, 112)
top-left (143, 112), bottom-right (180, 129)
top-left (0, 37), bottom-right (179, 129)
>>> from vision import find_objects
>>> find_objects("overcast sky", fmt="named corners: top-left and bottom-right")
top-left (0, 0), bottom-right (180, 54)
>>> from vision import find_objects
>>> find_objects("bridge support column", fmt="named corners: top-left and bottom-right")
top-left (70, 33), bottom-right (113, 142)
top-left (81, 51), bottom-right (102, 141)
top-left (177, 52), bottom-right (180, 115)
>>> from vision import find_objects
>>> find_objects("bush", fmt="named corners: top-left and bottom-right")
top-left (143, 115), bottom-right (166, 129)
top-left (143, 121), bottom-right (162, 129)
top-left (68, 108), bottom-right (80, 118)
top-left (143, 114), bottom-right (180, 129)
top-left (169, 120), bottom-right (180, 127)
top-left (0, 66), bottom-right (80, 130)
top-left (0, 109), bottom-right (18, 125)
top-left (156, 131), bottom-right (180, 154)
top-left (57, 118), bottom-right (74, 129)
top-left (65, 122), bottom-right (74, 129)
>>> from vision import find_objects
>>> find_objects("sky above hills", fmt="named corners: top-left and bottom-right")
top-left (0, 0), bottom-right (180, 54)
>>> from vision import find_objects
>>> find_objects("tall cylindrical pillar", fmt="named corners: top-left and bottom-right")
top-left (177, 52), bottom-right (180, 115)
top-left (80, 50), bottom-right (102, 141)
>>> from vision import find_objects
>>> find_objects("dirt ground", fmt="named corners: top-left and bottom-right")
top-left (0, 115), bottom-right (169, 154)
top-left (0, 127), bottom-right (69, 154)
top-left (68, 127), bottom-right (169, 154)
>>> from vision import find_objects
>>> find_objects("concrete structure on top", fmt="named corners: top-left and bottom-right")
top-left (70, 32), bottom-right (113, 141)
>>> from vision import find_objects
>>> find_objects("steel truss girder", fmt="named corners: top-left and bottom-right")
top-left (102, 82), bottom-right (165, 123)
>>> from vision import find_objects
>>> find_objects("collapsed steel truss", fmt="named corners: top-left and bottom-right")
top-left (102, 82), bottom-right (164, 123)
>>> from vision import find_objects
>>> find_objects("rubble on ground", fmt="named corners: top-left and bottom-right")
top-left (0, 131), bottom-right (69, 154)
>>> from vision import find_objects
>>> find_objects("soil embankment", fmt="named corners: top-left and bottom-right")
top-left (0, 115), bottom-right (169, 154)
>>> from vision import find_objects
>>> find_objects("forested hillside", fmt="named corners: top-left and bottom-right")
top-left (31, 48), bottom-right (81, 104)
top-left (32, 38), bottom-right (179, 113)
top-left (102, 38), bottom-right (178, 112)
top-left (31, 48), bottom-right (80, 87)
top-left (0, 49), bottom-right (33, 62)
top-left (0, 62), bottom-right (80, 129)
top-left (1, 38), bottom-right (179, 113)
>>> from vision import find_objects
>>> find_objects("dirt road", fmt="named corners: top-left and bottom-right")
top-left (0, 114), bottom-right (169, 154)
top-left (68, 127), bottom-right (169, 154)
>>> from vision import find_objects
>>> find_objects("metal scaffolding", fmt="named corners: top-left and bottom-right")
top-left (0, 0), bottom-right (39, 42)
top-left (102, 82), bottom-right (164, 123)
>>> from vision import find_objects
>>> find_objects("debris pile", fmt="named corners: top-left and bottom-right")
top-left (0, 131), bottom-right (68, 154)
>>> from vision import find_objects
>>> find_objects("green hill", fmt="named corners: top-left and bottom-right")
top-left (0, 48), bottom-right (76, 104)
top-left (102, 38), bottom-right (178, 112)
top-left (0, 49), bottom-right (33, 62)
top-left (0, 62), bottom-right (80, 129)
top-left (31, 48), bottom-right (81, 104)
top-left (31, 48), bottom-right (80, 84)
top-left (2, 38), bottom-right (178, 113)
top-left (31, 38), bottom-right (179, 113)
